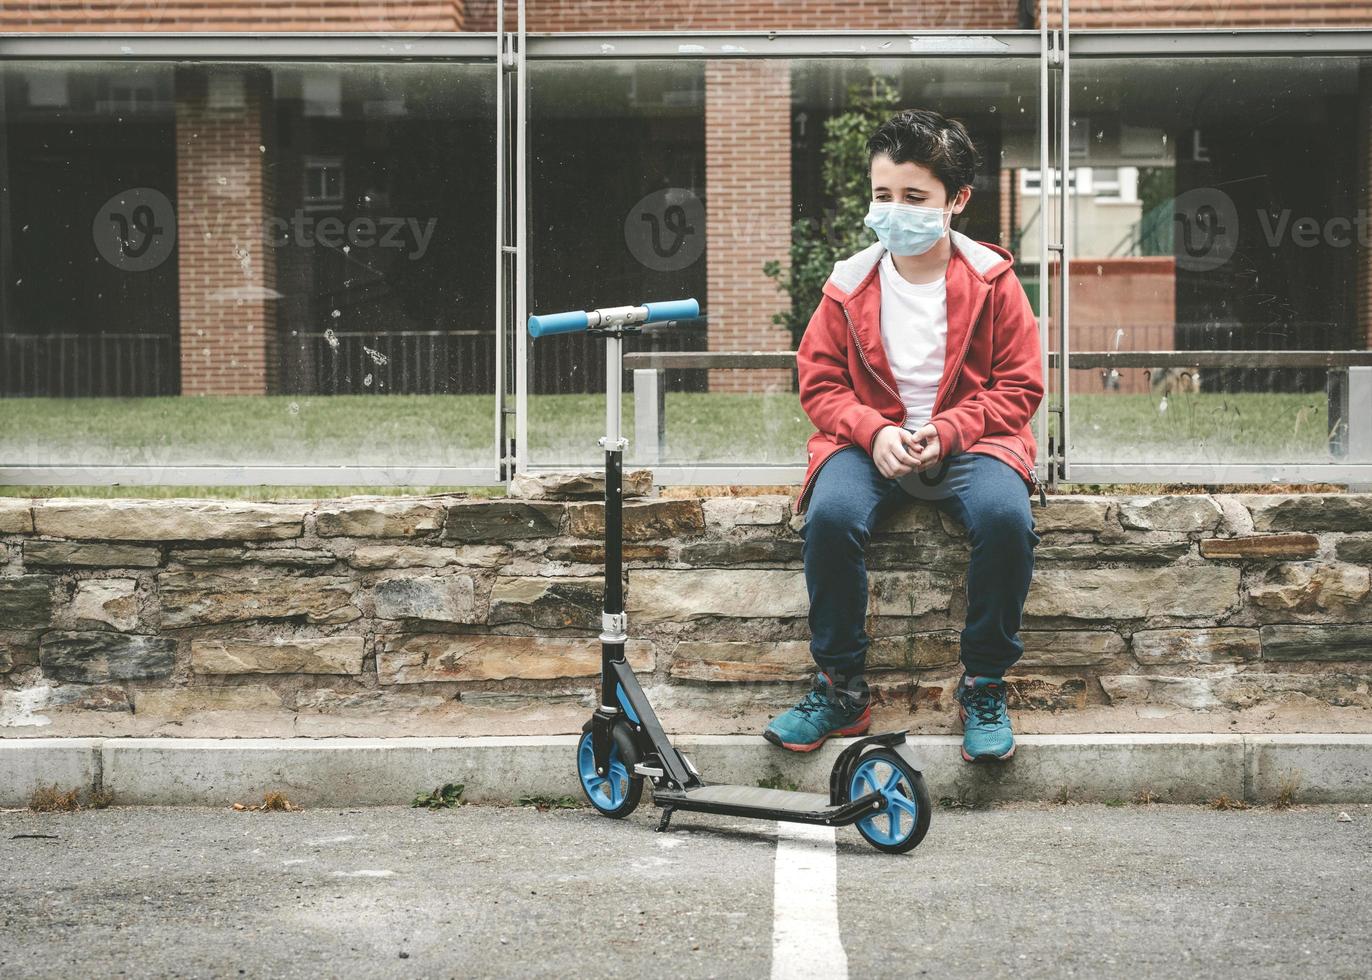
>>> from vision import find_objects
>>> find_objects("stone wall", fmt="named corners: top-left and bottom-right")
top-left (1, 477), bottom-right (1370, 739)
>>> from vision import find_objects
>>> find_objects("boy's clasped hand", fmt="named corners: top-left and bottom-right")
top-left (872, 423), bottom-right (943, 479)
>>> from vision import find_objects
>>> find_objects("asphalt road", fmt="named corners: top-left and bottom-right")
top-left (2, 800), bottom-right (1368, 979)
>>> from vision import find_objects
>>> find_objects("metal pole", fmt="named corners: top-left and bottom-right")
top-left (1059, 0), bottom-right (1072, 482)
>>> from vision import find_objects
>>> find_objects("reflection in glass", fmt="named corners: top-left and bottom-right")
top-left (1057, 56), bottom-right (1368, 466)
top-left (0, 61), bottom-right (496, 471)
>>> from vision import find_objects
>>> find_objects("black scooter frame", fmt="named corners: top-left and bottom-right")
top-left (581, 317), bottom-right (927, 835)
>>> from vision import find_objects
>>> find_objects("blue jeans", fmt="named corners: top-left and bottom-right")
top-left (800, 444), bottom-right (1041, 681)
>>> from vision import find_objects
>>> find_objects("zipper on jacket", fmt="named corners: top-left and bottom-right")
top-left (979, 436), bottom-right (1049, 508)
top-left (841, 302), bottom-right (908, 434)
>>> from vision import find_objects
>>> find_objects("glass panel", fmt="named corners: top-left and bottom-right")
top-left (526, 54), bottom-right (1042, 470)
top-left (1062, 55), bottom-right (1369, 469)
top-left (0, 61), bottom-right (496, 474)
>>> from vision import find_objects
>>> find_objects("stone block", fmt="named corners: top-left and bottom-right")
top-left (368, 574), bottom-right (478, 624)
top-left (346, 545), bottom-right (458, 570)
top-left (1260, 623), bottom-right (1372, 661)
top-left (1024, 497), bottom-right (1110, 533)
top-left (1131, 627), bottom-right (1261, 665)
top-left (567, 499), bottom-right (705, 541)
top-left (191, 636), bottom-right (365, 675)
top-left (0, 498), bottom-right (33, 533)
top-left (39, 631), bottom-right (176, 683)
top-left (701, 496), bottom-right (789, 527)
top-left (1117, 495), bottom-right (1223, 532)
top-left (626, 568), bottom-right (809, 623)
top-left (166, 547), bottom-right (337, 568)
top-left (0, 575), bottom-right (54, 629)
top-left (669, 640), bottom-right (812, 683)
top-left (158, 570), bottom-right (360, 627)
top-left (445, 500), bottom-right (564, 542)
top-left (1035, 540), bottom-right (1190, 563)
top-left (61, 578), bottom-right (140, 632)
top-left (545, 542), bottom-right (671, 564)
top-left (134, 684), bottom-right (286, 716)
top-left (1334, 533), bottom-right (1372, 563)
top-left (487, 575), bottom-right (606, 629)
top-left (678, 539), bottom-right (801, 564)
top-left (377, 633), bottom-right (654, 683)
top-left (1099, 674), bottom-right (1219, 710)
top-left (507, 468), bottom-right (654, 500)
top-left (1243, 494), bottom-right (1372, 533)
top-left (23, 540), bottom-right (161, 568)
top-left (1026, 566), bottom-right (1242, 620)
top-left (33, 499), bottom-right (308, 541)
top-left (1248, 561), bottom-right (1370, 613)
top-left (1199, 534), bottom-right (1320, 560)
top-left (314, 499), bottom-right (445, 538)
top-left (869, 630), bottom-right (962, 670)
top-left (1017, 630), bottom-right (1128, 667)
top-left (1214, 673), bottom-right (1372, 710)
top-left (867, 570), bottom-right (957, 618)
top-left (1000, 674), bottom-right (1090, 711)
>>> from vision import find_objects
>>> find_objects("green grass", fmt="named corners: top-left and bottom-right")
top-left (0, 389), bottom-right (1345, 499)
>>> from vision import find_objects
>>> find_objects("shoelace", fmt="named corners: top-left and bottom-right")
top-left (792, 688), bottom-right (830, 718)
top-left (963, 684), bottom-right (1008, 727)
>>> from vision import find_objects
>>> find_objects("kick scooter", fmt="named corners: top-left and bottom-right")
top-left (528, 298), bottom-right (932, 854)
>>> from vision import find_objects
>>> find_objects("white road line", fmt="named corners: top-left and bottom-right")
top-left (771, 822), bottom-right (848, 980)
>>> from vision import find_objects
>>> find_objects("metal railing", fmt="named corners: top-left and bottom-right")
top-left (623, 349), bottom-right (1372, 468)
top-left (0, 332), bottom-right (178, 397)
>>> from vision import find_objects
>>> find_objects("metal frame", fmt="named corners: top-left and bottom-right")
top-left (4, 22), bottom-right (1372, 487)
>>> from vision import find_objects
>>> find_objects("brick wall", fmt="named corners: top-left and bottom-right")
top-left (463, 1), bottom-right (1021, 31)
top-left (0, 1), bottom-right (465, 31)
top-left (174, 67), bottom-right (279, 396)
top-left (703, 60), bottom-right (794, 394)
top-left (1039, 1), bottom-right (1372, 28)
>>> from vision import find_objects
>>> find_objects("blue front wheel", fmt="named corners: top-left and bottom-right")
top-left (577, 721), bottom-right (643, 818)
top-left (847, 750), bottom-right (932, 853)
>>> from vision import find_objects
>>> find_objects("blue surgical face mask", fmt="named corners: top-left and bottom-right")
top-left (864, 201), bottom-right (953, 256)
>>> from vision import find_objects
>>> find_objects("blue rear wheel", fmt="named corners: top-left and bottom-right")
top-left (577, 722), bottom-right (643, 818)
top-left (848, 750), bottom-right (932, 853)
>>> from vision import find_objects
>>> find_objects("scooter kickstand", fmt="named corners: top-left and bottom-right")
top-left (656, 808), bottom-right (675, 833)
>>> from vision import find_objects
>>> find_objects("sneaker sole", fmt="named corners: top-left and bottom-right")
top-left (957, 704), bottom-right (1016, 763)
top-left (762, 708), bottom-right (871, 753)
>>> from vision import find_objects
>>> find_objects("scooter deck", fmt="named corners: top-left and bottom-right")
top-left (679, 785), bottom-right (832, 812)
top-left (652, 782), bottom-right (886, 826)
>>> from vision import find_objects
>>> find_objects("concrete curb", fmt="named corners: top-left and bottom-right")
top-left (3, 734), bottom-right (1371, 807)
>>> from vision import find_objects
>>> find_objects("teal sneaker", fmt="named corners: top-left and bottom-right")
top-left (763, 671), bottom-right (872, 752)
top-left (954, 674), bottom-right (1016, 762)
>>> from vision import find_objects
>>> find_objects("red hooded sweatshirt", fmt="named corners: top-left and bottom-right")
top-left (793, 230), bottom-right (1047, 516)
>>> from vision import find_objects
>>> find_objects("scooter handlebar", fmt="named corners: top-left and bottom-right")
top-left (526, 309), bottom-right (590, 338)
top-left (527, 298), bottom-right (699, 338)
top-left (643, 298), bottom-right (700, 323)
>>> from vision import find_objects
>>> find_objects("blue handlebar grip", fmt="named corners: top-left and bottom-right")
top-left (643, 298), bottom-right (700, 324)
top-left (527, 309), bottom-right (590, 338)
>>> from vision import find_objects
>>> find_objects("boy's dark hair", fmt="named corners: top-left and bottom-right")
top-left (867, 108), bottom-right (983, 202)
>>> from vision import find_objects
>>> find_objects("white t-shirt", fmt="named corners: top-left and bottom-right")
top-left (877, 249), bottom-right (948, 435)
